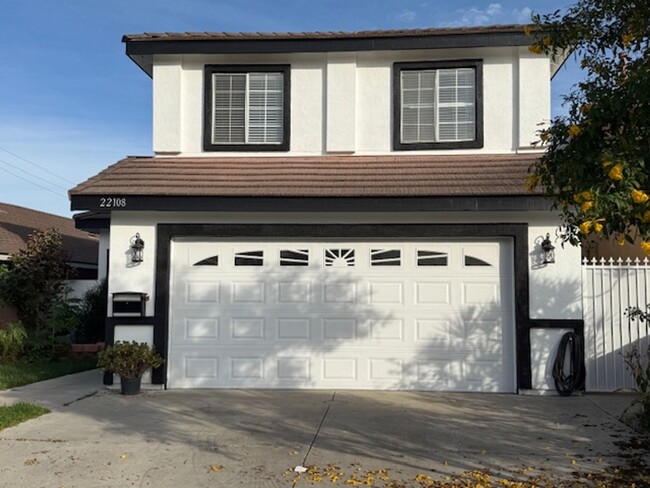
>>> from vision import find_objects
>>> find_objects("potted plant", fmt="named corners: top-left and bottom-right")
top-left (97, 341), bottom-right (163, 395)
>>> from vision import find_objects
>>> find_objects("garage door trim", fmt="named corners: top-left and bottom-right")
top-left (152, 223), bottom-right (531, 388)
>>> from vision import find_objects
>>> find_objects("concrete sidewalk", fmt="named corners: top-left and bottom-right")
top-left (0, 368), bottom-right (104, 411)
top-left (0, 373), bottom-right (647, 487)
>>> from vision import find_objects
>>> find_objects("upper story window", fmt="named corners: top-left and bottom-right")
top-left (203, 65), bottom-right (290, 152)
top-left (393, 60), bottom-right (483, 151)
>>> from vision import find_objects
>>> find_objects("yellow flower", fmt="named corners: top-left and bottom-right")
top-left (580, 103), bottom-right (593, 115)
top-left (581, 201), bottom-right (594, 213)
top-left (579, 221), bottom-right (592, 234)
top-left (524, 174), bottom-right (540, 192)
top-left (602, 159), bottom-right (612, 168)
top-left (617, 237), bottom-right (626, 246)
top-left (573, 191), bottom-right (593, 203)
top-left (540, 132), bottom-right (550, 142)
top-left (542, 37), bottom-right (551, 46)
top-left (568, 125), bottom-right (581, 138)
top-left (593, 222), bottom-right (603, 233)
top-left (524, 25), bottom-right (533, 36)
top-left (631, 189), bottom-right (649, 204)
top-left (642, 210), bottom-right (650, 223)
top-left (622, 33), bottom-right (634, 46)
top-left (528, 44), bottom-right (544, 54)
top-left (608, 163), bottom-right (623, 181)
top-left (641, 241), bottom-right (650, 256)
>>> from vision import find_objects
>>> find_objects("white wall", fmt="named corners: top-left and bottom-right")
top-left (530, 328), bottom-right (573, 390)
top-left (114, 325), bottom-right (155, 384)
top-left (151, 47), bottom-right (551, 156)
top-left (107, 210), bottom-right (582, 322)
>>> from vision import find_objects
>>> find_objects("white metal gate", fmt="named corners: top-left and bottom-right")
top-left (582, 257), bottom-right (650, 391)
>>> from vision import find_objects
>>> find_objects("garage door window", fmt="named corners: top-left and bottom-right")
top-left (370, 249), bottom-right (401, 266)
top-left (465, 255), bottom-right (491, 266)
top-left (280, 249), bottom-right (309, 266)
top-left (325, 249), bottom-right (355, 267)
top-left (234, 250), bottom-right (264, 266)
top-left (417, 250), bottom-right (448, 266)
top-left (193, 255), bottom-right (219, 266)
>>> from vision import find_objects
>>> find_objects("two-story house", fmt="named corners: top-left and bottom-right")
top-left (70, 25), bottom-right (582, 393)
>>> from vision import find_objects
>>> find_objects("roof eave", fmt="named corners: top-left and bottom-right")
top-left (124, 31), bottom-right (532, 78)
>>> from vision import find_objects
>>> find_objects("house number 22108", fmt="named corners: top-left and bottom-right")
top-left (99, 197), bottom-right (127, 208)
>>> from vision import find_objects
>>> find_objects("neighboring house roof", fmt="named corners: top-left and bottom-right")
top-left (0, 202), bottom-right (98, 266)
top-left (69, 154), bottom-right (539, 198)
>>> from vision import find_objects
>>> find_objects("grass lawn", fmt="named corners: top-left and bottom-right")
top-left (0, 357), bottom-right (97, 390)
top-left (0, 402), bottom-right (49, 430)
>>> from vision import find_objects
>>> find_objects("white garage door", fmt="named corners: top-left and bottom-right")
top-left (168, 239), bottom-right (515, 391)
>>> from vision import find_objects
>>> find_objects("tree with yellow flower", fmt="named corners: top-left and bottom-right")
top-left (526, 0), bottom-right (650, 255)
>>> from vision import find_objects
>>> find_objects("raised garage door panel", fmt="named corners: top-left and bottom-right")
top-left (168, 240), bottom-right (515, 391)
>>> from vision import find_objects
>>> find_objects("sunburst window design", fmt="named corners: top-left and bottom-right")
top-left (234, 250), bottom-right (264, 266)
top-left (370, 249), bottom-right (401, 266)
top-left (193, 255), bottom-right (219, 266)
top-left (417, 250), bottom-right (448, 266)
top-left (324, 248), bottom-right (355, 267)
top-left (280, 249), bottom-right (309, 266)
top-left (465, 255), bottom-right (491, 267)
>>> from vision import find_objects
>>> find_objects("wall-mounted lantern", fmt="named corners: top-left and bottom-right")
top-left (541, 233), bottom-right (555, 264)
top-left (130, 233), bottom-right (145, 263)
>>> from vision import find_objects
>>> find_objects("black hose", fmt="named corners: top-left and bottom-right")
top-left (553, 331), bottom-right (585, 396)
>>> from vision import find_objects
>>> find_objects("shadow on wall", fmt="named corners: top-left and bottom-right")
top-left (167, 256), bottom-right (513, 392)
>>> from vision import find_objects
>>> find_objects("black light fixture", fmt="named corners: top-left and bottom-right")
top-left (541, 233), bottom-right (555, 264)
top-left (130, 233), bottom-right (145, 263)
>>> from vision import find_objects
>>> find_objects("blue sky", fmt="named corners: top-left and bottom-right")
top-left (0, 0), bottom-right (579, 217)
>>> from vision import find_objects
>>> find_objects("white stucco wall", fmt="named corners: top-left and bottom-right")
top-left (113, 325), bottom-right (155, 384)
top-left (151, 47), bottom-right (551, 156)
top-left (530, 328), bottom-right (573, 390)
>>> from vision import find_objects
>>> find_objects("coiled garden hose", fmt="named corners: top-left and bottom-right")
top-left (553, 331), bottom-right (586, 396)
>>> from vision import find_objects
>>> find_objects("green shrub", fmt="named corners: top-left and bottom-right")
top-left (0, 321), bottom-right (27, 363)
top-left (97, 341), bottom-right (163, 379)
top-left (25, 297), bottom-right (80, 360)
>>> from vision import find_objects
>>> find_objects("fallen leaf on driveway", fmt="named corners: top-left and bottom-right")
top-left (210, 465), bottom-right (224, 472)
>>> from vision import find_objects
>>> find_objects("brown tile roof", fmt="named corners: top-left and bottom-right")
top-left (123, 24), bottom-right (529, 43)
top-left (69, 154), bottom-right (539, 198)
top-left (0, 202), bottom-right (98, 265)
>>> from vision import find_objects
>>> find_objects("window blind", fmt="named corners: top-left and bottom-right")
top-left (400, 67), bottom-right (475, 144)
top-left (212, 72), bottom-right (284, 145)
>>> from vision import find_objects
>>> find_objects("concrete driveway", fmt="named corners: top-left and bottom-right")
top-left (0, 370), bottom-right (648, 487)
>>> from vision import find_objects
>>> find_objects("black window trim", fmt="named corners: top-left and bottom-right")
top-left (203, 64), bottom-right (291, 152)
top-left (393, 59), bottom-right (484, 151)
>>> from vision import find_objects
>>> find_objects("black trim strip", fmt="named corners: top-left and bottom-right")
top-left (125, 32), bottom-right (532, 58)
top-left (138, 222), bottom-right (583, 391)
top-left (71, 195), bottom-right (552, 212)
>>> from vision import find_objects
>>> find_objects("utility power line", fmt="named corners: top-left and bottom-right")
top-left (0, 144), bottom-right (76, 185)
top-left (0, 157), bottom-right (69, 192)
top-left (0, 165), bottom-right (66, 198)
